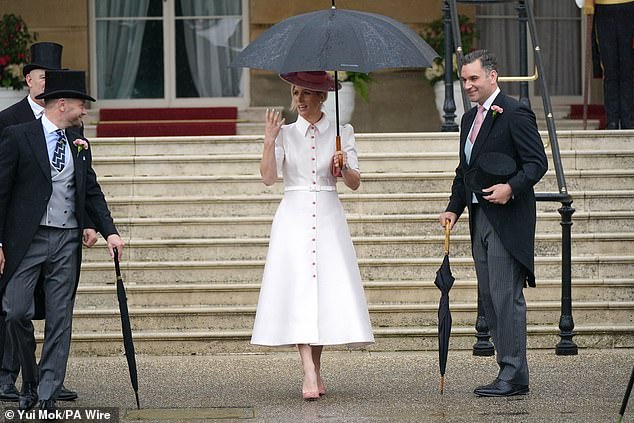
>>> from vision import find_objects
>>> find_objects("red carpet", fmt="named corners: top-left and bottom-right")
top-left (97, 107), bottom-right (238, 137)
top-left (568, 104), bottom-right (606, 128)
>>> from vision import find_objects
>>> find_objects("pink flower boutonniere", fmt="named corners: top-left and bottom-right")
top-left (491, 105), bottom-right (504, 118)
top-left (73, 138), bottom-right (89, 154)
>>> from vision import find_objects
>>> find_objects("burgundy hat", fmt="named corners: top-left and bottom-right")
top-left (279, 71), bottom-right (341, 92)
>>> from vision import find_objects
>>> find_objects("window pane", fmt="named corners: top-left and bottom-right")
top-left (176, 0), bottom-right (241, 17)
top-left (97, 19), bottom-right (164, 99)
top-left (96, 0), bottom-right (163, 18)
top-left (175, 17), bottom-right (243, 98)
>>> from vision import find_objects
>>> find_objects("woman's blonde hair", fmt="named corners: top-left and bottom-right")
top-left (289, 85), bottom-right (328, 112)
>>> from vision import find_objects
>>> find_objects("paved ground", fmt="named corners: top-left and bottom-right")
top-left (1, 349), bottom-right (632, 422)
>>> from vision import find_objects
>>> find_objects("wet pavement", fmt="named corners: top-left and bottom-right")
top-left (1, 349), bottom-right (631, 422)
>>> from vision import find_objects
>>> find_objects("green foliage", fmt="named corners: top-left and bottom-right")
top-left (0, 14), bottom-right (36, 90)
top-left (328, 71), bottom-right (373, 102)
top-left (420, 14), bottom-right (478, 85)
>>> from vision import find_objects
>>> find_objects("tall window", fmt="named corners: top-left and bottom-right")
top-left (92, 0), bottom-right (246, 104)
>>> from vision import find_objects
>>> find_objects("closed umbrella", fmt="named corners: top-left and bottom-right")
top-left (434, 220), bottom-right (455, 394)
top-left (617, 366), bottom-right (634, 423)
top-left (113, 247), bottom-right (140, 409)
top-left (231, 0), bottom-right (438, 162)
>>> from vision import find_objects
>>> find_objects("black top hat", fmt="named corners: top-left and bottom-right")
top-left (35, 70), bottom-right (96, 102)
top-left (464, 152), bottom-right (517, 197)
top-left (22, 42), bottom-right (63, 76)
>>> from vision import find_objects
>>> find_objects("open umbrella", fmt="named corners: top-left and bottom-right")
top-left (113, 247), bottom-right (140, 410)
top-left (434, 219), bottom-right (455, 394)
top-left (231, 0), bottom-right (438, 163)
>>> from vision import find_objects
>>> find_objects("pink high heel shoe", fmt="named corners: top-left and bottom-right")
top-left (303, 391), bottom-right (320, 400)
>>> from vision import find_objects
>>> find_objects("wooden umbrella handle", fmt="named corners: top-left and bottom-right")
top-left (444, 219), bottom-right (450, 255)
top-left (336, 135), bottom-right (343, 168)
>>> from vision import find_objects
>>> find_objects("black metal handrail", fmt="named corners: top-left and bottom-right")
top-left (442, 0), bottom-right (577, 355)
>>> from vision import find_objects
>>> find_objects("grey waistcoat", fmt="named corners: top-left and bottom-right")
top-left (40, 154), bottom-right (78, 229)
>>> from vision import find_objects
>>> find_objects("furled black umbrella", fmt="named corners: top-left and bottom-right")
top-left (231, 0), bottom-right (438, 163)
top-left (617, 366), bottom-right (634, 422)
top-left (434, 220), bottom-right (455, 394)
top-left (113, 247), bottom-right (140, 410)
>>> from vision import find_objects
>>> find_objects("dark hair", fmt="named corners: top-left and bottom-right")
top-left (463, 49), bottom-right (498, 74)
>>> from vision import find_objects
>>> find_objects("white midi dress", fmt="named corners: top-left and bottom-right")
top-left (251, 114), bottom-right (374, 347)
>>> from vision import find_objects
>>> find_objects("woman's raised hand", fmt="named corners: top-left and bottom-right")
top-left (265, 108), bottom-right (285, 143)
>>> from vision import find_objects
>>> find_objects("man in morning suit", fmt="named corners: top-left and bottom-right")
top-left (439, 50), bottom-right (548, 397)
top-left (0, 69), bottom-right (125, 412)
top-left (0, 42), bottom-right (95, 403)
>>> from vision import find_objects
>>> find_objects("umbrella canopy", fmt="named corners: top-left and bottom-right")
top-left (230, 7), bottom-right (438, 73)
top-left (231, 3), bottom-right (438, 165)
top-left (434, 221), bottom-right (455, 394)
top-left (113, 247), bottom-right (141, 410)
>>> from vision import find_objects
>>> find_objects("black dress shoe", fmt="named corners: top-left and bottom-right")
top-left (474, 378), bottom-right (500, 392)
top-left (18, 382), bottom-right (38, 411)
top-left (39, 399), bottom-right (56, 411)
top-left (0, 383), bottom-right (19, 401)
top-left (474, 380), bottom-right (529, 397)
top-left (606, 122), bottom-right (619, 130)
top-left (57, 385), bottom-right (78, 401)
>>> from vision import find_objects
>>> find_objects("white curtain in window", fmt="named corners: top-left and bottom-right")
top-left (180, 1), bottom-right (243, 97)
top-left (476, 0), bottom-right (580, 96)
top-left (96, 1), bottom-right (150, 99)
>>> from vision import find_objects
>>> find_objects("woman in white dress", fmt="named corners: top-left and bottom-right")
top-left (251, 71), bottom-right (374, 400)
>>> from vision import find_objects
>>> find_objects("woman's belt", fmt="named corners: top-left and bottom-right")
top-left (284, 185), bottom-right (336, 192)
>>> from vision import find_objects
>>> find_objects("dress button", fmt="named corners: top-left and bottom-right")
top-left (312, 202), bottom-right (316, 205)
top-left (312, 227), bottom-right (315, 230)
top-left (312, 158), bottom-right (315, 161)
top-left (312, 238), bottom-right (315, 241)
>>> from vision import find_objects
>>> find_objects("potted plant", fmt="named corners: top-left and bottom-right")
top-left (0, 14), bottom-right (35, 90)
top-left (420, 14), bottom-right (478, 121)
top-left (323, 71), bottom-right (373, 125)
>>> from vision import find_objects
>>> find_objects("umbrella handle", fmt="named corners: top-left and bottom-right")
top-left (336, 135), bottom-right (343, 168)
top-left (444, 219), bottom-right (450, 255)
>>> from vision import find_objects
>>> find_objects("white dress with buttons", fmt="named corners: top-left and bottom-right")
top-left (251, 114), bottom-right (375, 347)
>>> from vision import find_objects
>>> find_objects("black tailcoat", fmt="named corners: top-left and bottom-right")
top-left (446, 92), bottom-right (548, 287)
top-left (0, 119), bottom-right (118, 295)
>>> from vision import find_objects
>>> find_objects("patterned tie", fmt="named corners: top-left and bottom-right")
top-left (469, 105), bottom-right (486, 144)
top-left (52, 129), bottom-right (67, 172)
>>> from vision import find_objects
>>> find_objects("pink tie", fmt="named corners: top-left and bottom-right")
top-left (469, 105), bottom-right (486, 144)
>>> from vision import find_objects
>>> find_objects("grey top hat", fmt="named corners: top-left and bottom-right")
top-left (35, 70), bottom-right (96, 102)
top-left (464, 152), bottom-right (517, 197)
top-left (22, 42), bottom-right (63, 77)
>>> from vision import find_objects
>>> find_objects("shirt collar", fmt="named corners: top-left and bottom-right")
top-left (41, 114), bottom-right (61, 136)
top-left (481, 87), bottom-right (501, 111)
top-left (27, 95), bottom-right (45, 119)
top-left (296, 113), bottom-right (330, 136)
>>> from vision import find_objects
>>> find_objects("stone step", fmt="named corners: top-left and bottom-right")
top-left (102, 190), bottom-right (634, 219)
top-left (73, 278), bottom-right (634, 309)
top-left (88, 131), bottom-right (634, 157)
top-left (95, 169), bottom-right (634, 198)
top-left (50, 324), bottom-right (634, 355)
top-left (80, 233), bottom-right (634, 263)
top-left (109, 211), bottom-right (634, 239)
top-left (63, 301), bottom-right (634, 333)
top-left (91, 150), bottom-right (634, 176)
top-left (75, 255), bottom-right (634, 284)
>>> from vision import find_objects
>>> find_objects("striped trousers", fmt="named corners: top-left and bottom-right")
top-left (471, 205), bottom-right (529, 386)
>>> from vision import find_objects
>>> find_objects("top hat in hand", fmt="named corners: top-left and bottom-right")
top-left (464, 152), bottom-right (517, 197)
top-left (22, 42), bottom-right (64, 76)
top-left (35, 69), bottom-right (96, 102)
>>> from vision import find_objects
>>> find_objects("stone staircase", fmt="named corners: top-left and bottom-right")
top-left (50, 130), bottom-right (634, 355)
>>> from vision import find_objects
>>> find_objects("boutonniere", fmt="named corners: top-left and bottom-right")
top-left (73, 138), bottom-right (89, 154)
top-left (491, 105), bottom-right (504, 118)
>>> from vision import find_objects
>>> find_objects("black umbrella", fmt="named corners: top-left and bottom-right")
top-left (618, 366), bottom-right (634, 422)
top-left (113, 247), bottom-right (140, 410)
top-left (231, 0), bottom-right (438, 163)
top-left (434, 220), bottom-right (455, 394)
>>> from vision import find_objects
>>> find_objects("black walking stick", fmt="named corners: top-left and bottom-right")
top-left (617, 365), bottom-right (634, 423)
top-left (113, 247), bottom-right (141, 410)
